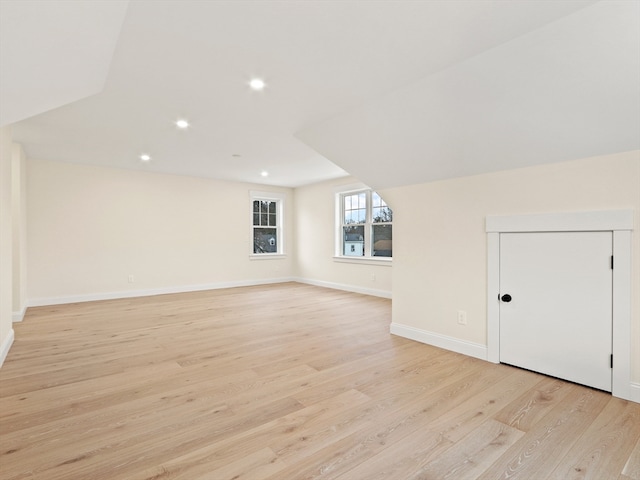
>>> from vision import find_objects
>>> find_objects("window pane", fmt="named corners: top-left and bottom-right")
top-left (253, 200), bottom-right (260, 213)
top-left (372, 192), bottom-right (381, 207)
top-left (344, 208), bottom-right (365, 224)
top-left (372, 225), bottom-right (392, 257)
top-left (343, 193), bottom-right (368, 225)
top-left (253, 227), bottom-right (277, 253)
top-left (268, 213), bottom-right (276, 226)
top-left (373, 206), bottom-right (393, 223)
top-left (268, 202), bottom-right (276, 214)
top-left (253, 213), bottom-right (259, 226)
top-left (343, 225), bottom-right (364, 256)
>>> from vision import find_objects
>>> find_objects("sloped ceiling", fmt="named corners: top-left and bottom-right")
top-left (296, 0), bottom-right (640, 189)
top-left (4, 1), bottom-right (637, 188)
top-left (0, 0), bottom-right (129, 126)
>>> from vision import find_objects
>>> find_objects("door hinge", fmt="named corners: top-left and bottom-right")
top-left (610, 354), bottom-right (613, 368)
top-left (611, 255), bottom-right (614, 269)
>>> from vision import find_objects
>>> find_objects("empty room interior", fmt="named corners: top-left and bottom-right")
top-left (1, 1), bottom-right (640, 479)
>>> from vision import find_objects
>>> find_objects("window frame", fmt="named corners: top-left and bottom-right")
top-left (250, 190), bottom-right (285, 259)
top-left (334, 184), bottom-right (392, 264)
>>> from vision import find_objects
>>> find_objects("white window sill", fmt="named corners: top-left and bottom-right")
top-left (333, 256), bottom-right (392, 266)
top-left (249, 254), bottom-right (287, 260)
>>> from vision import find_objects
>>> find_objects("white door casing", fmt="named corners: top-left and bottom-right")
top-left (486, 210), bottom-right (634, 402)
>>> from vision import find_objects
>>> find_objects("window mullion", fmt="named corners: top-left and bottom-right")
top-left (340, 195), bottom-right (345, 256)
top-left (364, 190), bottom-right (371, 258)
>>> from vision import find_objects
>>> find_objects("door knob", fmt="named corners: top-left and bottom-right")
top-left (501, 294), bottom-right (512, 303)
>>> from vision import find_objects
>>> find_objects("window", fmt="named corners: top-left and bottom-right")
top-left (250, 191), bottom-right (284, 256)
top-left (338, 188), bottom-right (392, 260)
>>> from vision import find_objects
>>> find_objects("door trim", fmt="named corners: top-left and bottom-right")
top-left (486, 210), bottom-right (634, 402)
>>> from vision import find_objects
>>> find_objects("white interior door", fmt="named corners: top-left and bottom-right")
top-left (499, 231), bottom-right (612, 392)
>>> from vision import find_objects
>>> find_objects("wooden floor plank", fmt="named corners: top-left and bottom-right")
top-left (412, 419), bottom-right (524, 480)
top-left (123, 389), bottom-right (371, 480)
top-left (1, 282), bottom-right (638, 480)
top-left (478, 387), bottom-right (611, 480)
top-left (422, 367), bottom-right (543, 444)
top-left (331, 423), bottom-right (452, 480)
top-left (492, 375), bottom-right (576, 432)
top-left (622, 437), bottom-right (640, 480)
top-left (546, 398), bottom-right (640, 480)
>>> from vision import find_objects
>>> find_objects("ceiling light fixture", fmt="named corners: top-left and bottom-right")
top-left (249, 78), bottom-right (266, 91)
top-left (140, 153), bottom-right (151, 162)
top-left (260, 170), bottom-right (269, 177)
top-left (175, 119), bottom-right (189, 129)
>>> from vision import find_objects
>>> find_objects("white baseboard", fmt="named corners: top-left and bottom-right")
top-left (294, 277), bottom-right (392, 299)
top-left (0, 329), bottom-right (15, 367)
top-left (12, 306), bottom-right (26, 322)
top-left (27, 276), bottom-right (391, 308)
top-left (28, 277), bottom-right (297, 307)
top-left (390, 322), bottom-right (488, 360)
top-left (629, 383), bottom-right (640, 404)
top-left (27, 277), bottom-right (391, 310)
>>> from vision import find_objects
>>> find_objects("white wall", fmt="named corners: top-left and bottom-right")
top-left (0, 127), bottom-right (14, 365)
top-left (12, 144), bottom-right (27, 321)
top-left (382, 150), bottom-right (640, 384)
top-left (27, 159), bottom-right (295, 304)
top-left (294, 176), bottom-right (392, 297)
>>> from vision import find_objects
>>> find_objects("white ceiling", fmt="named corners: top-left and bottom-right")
top-left (297, 0), bottom-right (640, 189)
top-left (0, 0), bottom-right (129, 126)
top-left (4, 0), bottom-right (637, 188)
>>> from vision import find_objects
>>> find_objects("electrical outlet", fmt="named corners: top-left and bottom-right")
top-left (457, 310), bottom-right (467, 325)
top-left (371, 273), bottom-right (376, 282)
top-left (128, 274), bottom-right (134, 283)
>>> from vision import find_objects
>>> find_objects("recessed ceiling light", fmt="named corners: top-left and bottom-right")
top-left (140, 154), bottom-right (151, 162)
top-left (249, 78), bottom-right (266, 91)
top-left (231, 153), bottom-right (242, 158)
top-left (260, 170), bottom-right (269, 177)
top-left (176, 119), bottom-right (189, 129)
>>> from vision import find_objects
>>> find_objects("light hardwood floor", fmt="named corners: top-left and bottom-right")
top-left (1, 282), bottom-right (639, 480)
